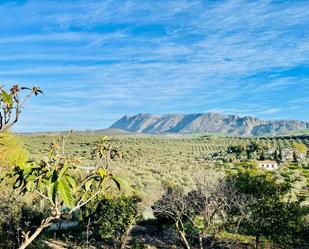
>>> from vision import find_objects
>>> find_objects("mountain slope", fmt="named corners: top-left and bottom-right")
top-left (110, 113), bottom-right (309, 136)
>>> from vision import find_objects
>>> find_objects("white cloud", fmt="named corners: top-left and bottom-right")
top-left (258, 108), bottom-right (282, 115)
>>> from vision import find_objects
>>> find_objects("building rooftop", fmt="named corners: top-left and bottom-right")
top-left (258, 160), bottom-right (278, 164)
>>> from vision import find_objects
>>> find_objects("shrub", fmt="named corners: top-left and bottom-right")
top-left (0, 132), bottom-right (29, 168)
top-left (0, 184), bottom-right (43, 249)
top-left (0, 187), bottom-right (23, 248)
top-left (79, 194), bottom-right (141, 246)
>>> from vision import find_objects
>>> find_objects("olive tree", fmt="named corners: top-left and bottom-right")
top-left (153, 185), bottom-right (193, 249)
top-left (153, 172), bottom-right (256, 249)
top-left (225, 169), bottom-right (308, 249)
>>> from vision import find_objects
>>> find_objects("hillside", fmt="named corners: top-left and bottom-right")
top-left (110, 113), bottom-right (309, 136)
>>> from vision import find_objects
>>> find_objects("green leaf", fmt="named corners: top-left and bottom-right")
top-left (51, 170), bottom-right (58, 183)
top-left (58, 164), bottom-right (69, 179)
top-left (26, 175), bottom-right (36, 181)
top-left (48, 149), bottom-right (55, 158)
top-left (38, 179), bottom-right (45, 193)
top-left (65, 175), bottom-right (76, 191)
top-left (112, 176), bottom-right (126, 190)
top-left (48, 181), bottom-right (58, 205)
top-left (85, 178), bottom-right (94, 192)
top-left (23, 167), bottom-right (33, 176)
top-left (26, 180), bottom-right (35, 191)
top-left (58, 179), bottom-right (74, 208)
top-left (0, 90), bottom-right (13, 106)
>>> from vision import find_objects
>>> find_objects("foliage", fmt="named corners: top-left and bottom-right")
top-left (130, 237), bottom-right (146, 249)
top-left (0, 132), bottom-right (29, 168)
top-left (20, 134), bottom-right (309, 247)
top-left (2, 133), bottom-right (124, 249)
top-left (0, 186), bottom-right (24, 248)
top-left (79, 194), bottom-right (141, 244)
top-left (226, 169), bottom-right (308, 249)
top-left (0, 84), bottom-right (42, 132)
top-left (0, 184), bottom-right (44, 249)
top-left (293, 142), bottom-right (308, 154)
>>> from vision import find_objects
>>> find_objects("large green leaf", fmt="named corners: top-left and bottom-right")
top-left (65, 175), bottom-right (76, 192)
top-left (112, 176), bottom-right (126, 190)
top-left (51, 170), bottom-right (58, 183)
top-left (38, 179), bottom-right (46, 193)
top-left (58, 164), bottom-right (69, 179)
top-left (25, 179), bottom-right (35, 191)
top-left (48, 181), bottom-right (58, 205)
top-left (58, 179), bottom-right (74, 208)
top-left (85, 178), bottom-right (94, 192)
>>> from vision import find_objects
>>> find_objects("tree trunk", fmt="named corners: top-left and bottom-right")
top-left (18, 216), bottom-right (57, 249)
top-left (198, 234), bottom-right (203, 249)
top-left (255, 235), bottom-right (260, 249)
top-left (120, 225), bottom-right (134, 249)
top-left (18, 226), bottom-right (45, 249)
top-left (176, 221), bottom-right (191, 249)
top-left (179, 230), bottom-right (191, 249)
top-left (210, 229), bottom-right (217, 248)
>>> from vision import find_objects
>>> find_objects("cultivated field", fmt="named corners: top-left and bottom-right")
top-left (23, 134), bottom-right (309, 205)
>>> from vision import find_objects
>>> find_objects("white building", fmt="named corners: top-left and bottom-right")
top-left (258, 160), bottom-right (279, 171)
top-left (298, 153), bottom-right (307, 160)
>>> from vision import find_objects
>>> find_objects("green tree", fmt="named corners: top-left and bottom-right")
top-left (274, 149), bottom-right (279, 161)
top-left (226, 170), bottom-right (307, 249)
top-left (246, 142), bottom-right (261, 160)
top-left (79, 195), bottom-right (141, 248)
top-left (0, 84), bottom-right (43, 248)
top-left (293, 142), bottom-right (308, 154)
top-left (259, 150), bottom-right (265, 160)
top-left (293, 150), bottom-right (298, 162)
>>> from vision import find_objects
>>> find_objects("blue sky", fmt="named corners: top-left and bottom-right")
top-left (0, 0), bottom-right (308, 132)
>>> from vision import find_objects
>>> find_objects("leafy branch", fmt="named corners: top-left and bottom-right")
top-left (2, 133), bottom-right (124, 249)
top-left (0, 84), bottom-right (43, 132)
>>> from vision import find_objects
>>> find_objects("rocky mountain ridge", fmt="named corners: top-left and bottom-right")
top-left (110, 113), bottom-right (309, 136)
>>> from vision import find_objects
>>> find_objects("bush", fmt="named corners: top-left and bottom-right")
top-left (0, 187), bottom-right (23, 248)
top-left (0, 184), bottom-right (43, 249)
top-left (79, 194), bottom-right (141, 245)
top-left (0, 132), bottom-right (28, 168)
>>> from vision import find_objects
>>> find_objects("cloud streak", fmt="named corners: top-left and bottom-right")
top-left (0, 0), bottom-right (307, 131)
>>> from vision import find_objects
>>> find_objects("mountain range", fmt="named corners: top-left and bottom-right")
top-left (110, 113), bottom-right (309, 136)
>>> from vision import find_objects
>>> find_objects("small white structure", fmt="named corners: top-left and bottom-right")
top-left (281, 149), bottom-right (293, 160)
top-left (298, 153), bottom-right (306, 160)
top-left (266, 149), bottom-right (275, 155)
top-left (258, 160), bottom-right (278, 171)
